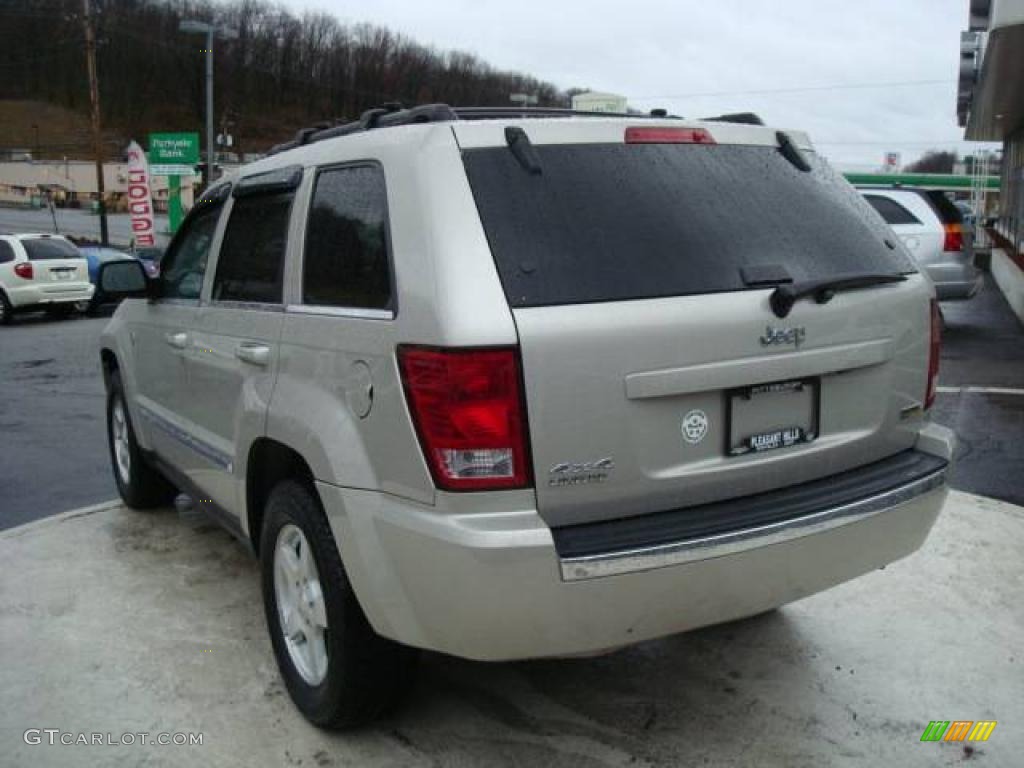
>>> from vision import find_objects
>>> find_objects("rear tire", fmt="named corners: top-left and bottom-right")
top-left (106, 370), bottom-right (177, 509)
top-left (0, 291), bottom-right (12, 325)
top-left (260, 480), bottom-right (417, 729)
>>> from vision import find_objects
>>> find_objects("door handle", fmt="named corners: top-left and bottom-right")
top-left (165, 332), bottom-right (188, 349)
top-left (235, 342), bottom-right (270, 366)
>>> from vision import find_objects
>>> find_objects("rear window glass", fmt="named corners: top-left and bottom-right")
top-left (463, 143), bottom-right (915, 308)
top-left (22, 238), bottom-right (79, 261)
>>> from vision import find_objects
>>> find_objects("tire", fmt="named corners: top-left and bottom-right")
top-left (260, 480), bottom-right (417, 729)
top-left (106, 370), bottom-right (177, 509)
top-left (0, 291), bottom-right (12, 325)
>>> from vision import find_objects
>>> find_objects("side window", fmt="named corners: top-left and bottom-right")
top-left (212, 192), bottom-right (294, 304)
top-left (864, 195), bottom-right (921, 226)
top-left (0, 241), bottom-right (14, 264)
top-left (160, 202), bottom-right (224, 299)
top-left (303, 165), bottom-right (392, 310)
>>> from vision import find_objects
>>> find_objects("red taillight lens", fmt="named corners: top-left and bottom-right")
top-left (624, 126), bottom-right (715, 144)
top-left (942, 223), bottom-right (963, 252)
top-left (13, 262), bottom-right (33, 279)
top-left (398, 346), bottom-right (532, 491)
top-left (925, 300), bottom-right (941, 410)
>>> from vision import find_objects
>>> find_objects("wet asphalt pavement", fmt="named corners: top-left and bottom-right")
top-left (930, 274), bottom-right (1024, 507)
top-left (0, 275), bottom-right (1021, 530)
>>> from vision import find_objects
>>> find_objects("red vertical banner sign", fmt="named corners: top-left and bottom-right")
top-left (126, 141), bottom-right (156, 247)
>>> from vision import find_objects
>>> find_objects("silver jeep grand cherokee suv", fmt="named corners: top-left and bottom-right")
top-left (98, 105), bottom-right (954, 728)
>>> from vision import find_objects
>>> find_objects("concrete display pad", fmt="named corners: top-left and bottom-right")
top-left (1, 492), bottom-right (1021, 767)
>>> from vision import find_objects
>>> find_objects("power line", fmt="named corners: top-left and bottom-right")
top-left (630, 79), bottom-right (955, 101)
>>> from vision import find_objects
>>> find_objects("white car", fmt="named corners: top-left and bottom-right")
top-left (0, 233), bottom-right (93, 323)
top-left (858, 187), bottom-right (982, 300)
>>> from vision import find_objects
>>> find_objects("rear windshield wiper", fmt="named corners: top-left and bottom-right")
top-left (769, 272), bottom-right (906, 318)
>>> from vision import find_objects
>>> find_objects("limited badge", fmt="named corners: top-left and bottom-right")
top-left (682, 409), bottom-right (709, 445)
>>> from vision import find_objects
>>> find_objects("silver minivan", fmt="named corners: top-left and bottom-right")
top-left (99, 105), bottom-right (954, 727)
top-left (859, 186), bottom-right (982, 300)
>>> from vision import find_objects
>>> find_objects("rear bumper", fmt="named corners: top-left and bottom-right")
top-left (7, 282), bottom-right (94, 308)
top-left (927, 262), bottom-right (983, 300)
top-left (319, 425), bottom-right (954, 661)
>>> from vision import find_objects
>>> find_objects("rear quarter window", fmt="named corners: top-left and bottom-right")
top-left (463, 142), bottom-right (916, 308)
top-left (303, 165), bottom-right (392, 311)
top-left (863, 195), bottom-right (922, 225)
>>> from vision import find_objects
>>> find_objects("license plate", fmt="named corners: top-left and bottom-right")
top-left (53, 270), bottom-right (73, 281)
top-left (728, 378), bottom-right (819, 456)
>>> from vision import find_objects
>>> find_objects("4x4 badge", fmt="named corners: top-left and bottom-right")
top-left (548, 458), bottom-right (614, 487)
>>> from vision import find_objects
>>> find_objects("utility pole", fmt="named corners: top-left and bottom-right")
top-left (82, 0), bottom-right (109, 245)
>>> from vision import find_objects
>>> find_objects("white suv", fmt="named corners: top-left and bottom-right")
top-left (0, 233), bottom-right (93, 322)
top-left (97, 105), bottom-right (954, 728)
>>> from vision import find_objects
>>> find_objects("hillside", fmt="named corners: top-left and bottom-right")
top-left (0, 0), bottom-right (566, 160)
top-left (0, 101), bottom-right (123, 160)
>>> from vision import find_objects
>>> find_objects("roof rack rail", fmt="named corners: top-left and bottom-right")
top-left (264, 103), bottom-right (689, 156)
top-left (701, 112), bottom-right (765, 126)
top-left (452, 106), bottom-right (682, 121)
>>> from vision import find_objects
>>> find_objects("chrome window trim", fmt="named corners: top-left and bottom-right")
top-left (285, 303), bottom-right (394, 320)
top-left (208, 299), bottom-right (285, 312)
top-left (558, 465), bottom-right (948, 582)
top-left (154, 298), bottom-right (200, 307)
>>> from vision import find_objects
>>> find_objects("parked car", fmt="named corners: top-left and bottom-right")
top-left (98, 105), bottom-right (954, 728)
top-left (0, 233), bottom-right (93, 323)
top-left (78, 245), bottom-right (139, 315)
top-left (79, 245), bottom-right (132, 282)
top-left (858, 186), bottom-right (982, 300)
top-left (132, 246), bottom-right (163, 279)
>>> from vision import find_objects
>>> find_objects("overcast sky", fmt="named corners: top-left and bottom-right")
top-left (279, 0), bottom-right (999, 169)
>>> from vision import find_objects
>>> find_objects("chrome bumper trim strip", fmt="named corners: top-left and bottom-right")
top-left (559, 466), bottom-right (947, 581)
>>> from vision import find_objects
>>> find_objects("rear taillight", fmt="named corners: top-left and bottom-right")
top-left (942, 223), bottom-right (963, 252)
top-left (398, 346), bottom-right (532, 491)
top-left (13, 262), bottom-right (33, 279)
top-left (925, 300), bottom-right (941, 410)
top-left (624, 126), bottom-right (715, 144)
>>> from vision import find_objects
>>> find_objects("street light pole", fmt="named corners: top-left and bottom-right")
top-left (180, 20), bottom-right (236, 188)
top-left (204, 26), bottom-right (214, 189)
